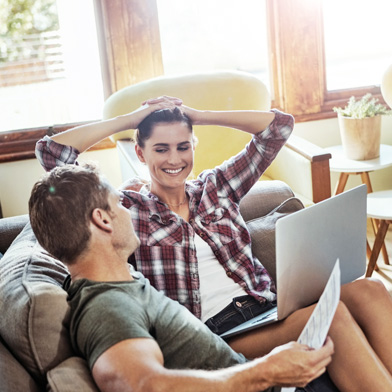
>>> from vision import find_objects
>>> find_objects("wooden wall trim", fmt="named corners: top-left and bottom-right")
top-left (0, 123), bottom-right (114, 163)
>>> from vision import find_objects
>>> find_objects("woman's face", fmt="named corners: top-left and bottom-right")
top-left (135, 122), bottom-right (195, 192)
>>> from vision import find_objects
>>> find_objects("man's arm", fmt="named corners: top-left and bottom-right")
top-left (92, 337), bottom-right (334, 392)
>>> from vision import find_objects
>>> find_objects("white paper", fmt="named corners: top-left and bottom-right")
top-left (297, 258), bottom-right (340, 349)
top-left (281, 259), bottom-right (341, 392)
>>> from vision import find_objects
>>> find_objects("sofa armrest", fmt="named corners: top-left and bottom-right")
top-left (286, 135), bottom-right (332, 203)
top-left (264, 135), bottom-right (332, 204)
top-left (0, 214), bottom-right (29, 255)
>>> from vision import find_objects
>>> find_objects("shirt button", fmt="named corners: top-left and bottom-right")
top-left (199, 232), bottom-right (204, 238)
top-left (226, 271), bottom-right (232, 277)
top-left (189, 219), bottom-right (194, 224)
top-left (236, 301), bottom-right (242, 308)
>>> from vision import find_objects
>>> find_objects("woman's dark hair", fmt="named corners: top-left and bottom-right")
top-left (135, 107), bottom-right (194, 148)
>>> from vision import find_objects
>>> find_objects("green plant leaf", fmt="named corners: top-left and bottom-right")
top-left (333, 93), bottom-right (392, 119)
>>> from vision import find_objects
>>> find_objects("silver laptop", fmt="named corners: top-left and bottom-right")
top-left (220, 184), bottom-right (367, 339)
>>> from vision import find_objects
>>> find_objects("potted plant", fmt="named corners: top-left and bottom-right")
top-left (333, 93), bottom-right (392, 160)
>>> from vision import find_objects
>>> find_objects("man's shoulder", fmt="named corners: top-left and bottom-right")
top-left (67, 278), bottom-right (146, 307)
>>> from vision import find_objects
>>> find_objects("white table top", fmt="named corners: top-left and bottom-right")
top-left (367, 190), bottom-right (392, 220)
top-left (326, 144), bottom-right (392, 173)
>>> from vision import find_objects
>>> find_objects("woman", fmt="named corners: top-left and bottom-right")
top-left (36, 96), bottom-right (392, 391)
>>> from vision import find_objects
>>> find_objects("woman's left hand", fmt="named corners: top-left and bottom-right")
top-left (125, 96), bottom-right (184, 129)
top-left (142, 96), bottom-right (183, 109)
top-left (142, 96), bottom-right (201, 124)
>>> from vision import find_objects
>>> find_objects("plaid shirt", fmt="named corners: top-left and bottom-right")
top-left (36, 109), bottom-right (294, 319)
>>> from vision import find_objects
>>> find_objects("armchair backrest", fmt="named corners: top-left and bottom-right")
top-left (103, 70), bottom-right (271, 176)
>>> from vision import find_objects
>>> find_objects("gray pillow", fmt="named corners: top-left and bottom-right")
top-left (246, 197), bottom-right (304, 283)
top-left (0, 222), bottom-right (74, 384)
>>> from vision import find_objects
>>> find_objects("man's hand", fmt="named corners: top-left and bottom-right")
top-left (259, 336), bottom-right (334, 388)
top-left (118, 177), bottom-right (149, 192)
top-left (92, 337), bottom-right (334, 392)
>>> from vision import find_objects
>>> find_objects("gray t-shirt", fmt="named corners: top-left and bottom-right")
top-left (65, 273), bottom-right (246, 370)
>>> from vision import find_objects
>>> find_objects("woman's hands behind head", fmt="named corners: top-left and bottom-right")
top-left (142, 96), bottom-right (183, 109)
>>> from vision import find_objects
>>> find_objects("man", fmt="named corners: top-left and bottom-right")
top-left (28, 163), bottom-right (333, 392)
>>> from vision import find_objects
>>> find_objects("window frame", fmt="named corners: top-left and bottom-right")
top-left (268, 0), bottom-right (385, 122)
top-left (0, 0), bottom-right (386, 163)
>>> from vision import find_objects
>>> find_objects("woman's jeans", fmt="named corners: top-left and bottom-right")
top-left (204, 294), bottom-right (276, 335)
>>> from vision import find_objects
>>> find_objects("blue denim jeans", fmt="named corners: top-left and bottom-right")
top-left (204, 294), bottom-right (276, 335)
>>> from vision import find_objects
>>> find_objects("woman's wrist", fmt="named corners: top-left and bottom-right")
top-left (117, 105), bottom-right (152, 131)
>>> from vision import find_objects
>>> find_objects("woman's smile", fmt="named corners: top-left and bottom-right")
top-left (135, 122), bottom-right (195, 194)
top-left (163, 167), bottom-right (184, 175)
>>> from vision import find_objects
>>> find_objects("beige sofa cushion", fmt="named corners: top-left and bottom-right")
top-left (0, 336), bottom-right (41, 392)
top-left (0, 222), bottom-right (74, 384)
top-left (47, 357), bottom-right (99, 392)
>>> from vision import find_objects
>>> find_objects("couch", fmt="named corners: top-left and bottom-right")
top-left (0, 180), bottom-right (337, 391)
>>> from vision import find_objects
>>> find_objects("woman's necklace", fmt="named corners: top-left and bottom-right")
top-left (165, 195), bottom-right (188, 208)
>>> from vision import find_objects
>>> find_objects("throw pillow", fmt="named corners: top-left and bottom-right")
top-left (0, 222), bottom-right (74, 385)
top-left (246, 197), bottom-right (304, 283)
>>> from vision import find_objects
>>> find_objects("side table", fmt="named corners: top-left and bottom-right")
top-left (326, 144), bottom-right (392, 266)
top-left (366, 190), bottom-right (392, 277)
top-left (325, 144), bottom-right (392, 195)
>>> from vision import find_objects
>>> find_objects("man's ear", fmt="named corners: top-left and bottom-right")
top-left (91, 208), bottom-right (113, 233)
top-left (135, 144), bottom-right (146, 163)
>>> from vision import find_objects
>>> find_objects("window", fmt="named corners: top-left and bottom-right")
top-left (323, 0), bottom-right (392, 91)
top-left (0, 0), bottom-right (104, 133)
top-left (2, 0), bottom-right (390, 162)
top-left (156, 0), bottom-right (271, 94)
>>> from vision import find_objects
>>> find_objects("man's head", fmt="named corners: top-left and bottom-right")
top-left (29, 163), bottom-right (138, 265)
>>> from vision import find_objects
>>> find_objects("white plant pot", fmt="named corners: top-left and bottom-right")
top-left (338, 115), bottom-right (381, 160)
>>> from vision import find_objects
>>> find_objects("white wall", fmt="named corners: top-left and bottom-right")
top-left (1, 115), bottom-right (391, 217)
top-left (0, 148), bottom-right (122, 218)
